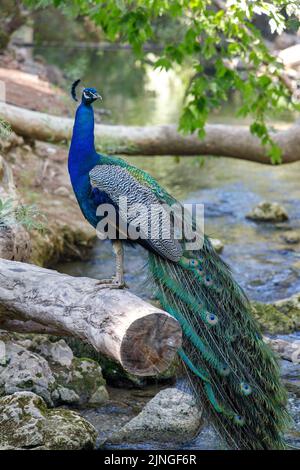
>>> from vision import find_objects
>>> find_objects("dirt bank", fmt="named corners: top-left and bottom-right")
top-left (0, 54), bottom-right (97, 266)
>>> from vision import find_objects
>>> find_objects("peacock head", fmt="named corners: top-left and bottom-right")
top-left (71, 79), bottom-right (102, 105)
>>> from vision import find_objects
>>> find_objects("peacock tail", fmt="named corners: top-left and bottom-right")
top-left (148, 236), bottom-right (290, 450)
top-left (69, 82), bottom-right (290, 450)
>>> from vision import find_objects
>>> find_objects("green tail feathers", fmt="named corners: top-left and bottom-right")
top-left (149, 236), bottom-right (290, 450)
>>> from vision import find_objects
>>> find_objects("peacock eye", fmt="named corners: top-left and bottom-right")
top-left (219, 364), bottom-right (230, 376)
top-left (240, 382), bottom-right (252, 396)
top-left (204, 275), bottom-right (213, 286)
top-left (206, 312), bottom-right (218, 325)
top-left (234, 414), bottom-right (245, 426)
top-left (189, 259), bottom-right (198, 267)
top-left (198, 264), bottom-right (204, 274)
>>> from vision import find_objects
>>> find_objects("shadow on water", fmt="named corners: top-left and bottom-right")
top-left (46, 47), bottom-right (300, 450)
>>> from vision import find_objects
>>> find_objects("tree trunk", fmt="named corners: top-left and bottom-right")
top-left (0, 259), bottom-right (182, 376)
top-left (0, 1), bottom-right (29, 51)
top-left (0, 154), bottom-right (31, 261)
top-left (0, 102), bottom-right (299, 164)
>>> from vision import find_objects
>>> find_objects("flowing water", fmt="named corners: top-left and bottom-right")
top-left (39, 47), bottom-right (300, 449)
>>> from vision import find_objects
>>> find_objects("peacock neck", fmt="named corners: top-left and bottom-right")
top-left (68, 102), bottom-right (100, 183)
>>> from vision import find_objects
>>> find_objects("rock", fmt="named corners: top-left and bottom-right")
top-left (279, 359), bottom-right (300, 398)
top-left (274, 32), bottom-right (299, 50)
top-left (0, 340), bottom-right (56, 406)
top-left (0, 391), bottom-right (97, 450)
top-left (284, 380), bottom-right (300, 397)
top-left (30, 336), bottom-right (108, 405)
top-left (88, 385), bottom-right (109, 406)
top-left (107, 388), bottom-right (202, 445)
top-left (56, 386), bottom-right (80, 405)
top-left (273, 293), bottom-right (300, 331)
top-left (251, 294), bottom-right (300, 334)
top-left (0, 334), bottom-right (109, 407)
top-left (246, 201), bottom-right (288, 223)
top-left (31, 337), bottom-right (74, 367)
top-left (264, 337), bottom-right (300, 363)
top-left (210, 238), bottom-right (224, 253)
top-left (0, 131), bottom-right (23, 152)
top-left (53, 357), bottom-right (109, 406)
top-left (281, 231), bottom-right (300, 244)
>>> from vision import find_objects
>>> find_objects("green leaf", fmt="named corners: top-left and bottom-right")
top-left (267, 145), bottom-right (282, 165)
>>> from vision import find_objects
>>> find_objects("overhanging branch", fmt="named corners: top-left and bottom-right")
top-left (0, 103), bottom-right (299, 164)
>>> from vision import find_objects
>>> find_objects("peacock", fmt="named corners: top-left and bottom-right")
top-left (68, 80), bottom-right (290, 450)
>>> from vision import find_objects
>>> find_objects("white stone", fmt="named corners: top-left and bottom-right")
top-left (108, 387), bottom-right (202, 444)
top-left (246, 201), bottom-right (288, 222)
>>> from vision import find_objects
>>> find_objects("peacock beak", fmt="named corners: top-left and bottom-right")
top-left (93, 92), bottom-right (102, 100)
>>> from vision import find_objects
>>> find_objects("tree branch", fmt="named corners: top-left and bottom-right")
top-left (1, 103), bottom-right (299, 164)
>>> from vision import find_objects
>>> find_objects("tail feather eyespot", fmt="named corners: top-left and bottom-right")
top-left (189, 259), bottom-right (199, 268)
top-left (198, 264), bottom-right (205, 275)
top-left (204, 275), bottom-right (213, 286)
top-left (233, 414), bottom-right (245, 426)
top-left (219, 364), bottom-right (230, 376)
top-left (240, 382), bottom-right (252, 396)
top-left (206, 312), bottom-right (219, 325)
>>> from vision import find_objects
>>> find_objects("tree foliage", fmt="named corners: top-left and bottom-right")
top-left (26, 0), bottom-right (300, 163)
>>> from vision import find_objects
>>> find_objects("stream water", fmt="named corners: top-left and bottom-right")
top-left (39, 47), bottom-right (300, 449)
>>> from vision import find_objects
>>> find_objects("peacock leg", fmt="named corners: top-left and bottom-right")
top-left (96, 240), bottom-right (125, 289)
top-left (113, 239), bottom-right (125, 286)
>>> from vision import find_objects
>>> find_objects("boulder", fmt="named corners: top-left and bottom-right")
top-left (55, 386), bottom-right (80, 405)
top-left (0, 391), bottom-right (97, 450)
top-left (273, 293), bottom-right (300, 331)
top-left (0, 340), bottom-right (56, 406)
top-left (53, 357), bottom-right (109, 406)
top-left (31, 337), bottom-right (74, 367)
top-left (265, 337), bottom-right (300, 363)
top-left (251, 294), bottom-right (300, 334)
top-left (107, 387), bottom-right (202, 445)
top-left (246, 201), bottom-right (288, 223)
top-left (281, 231), bottom-right (300, 245)
top-left (0, 334), bottom-right (109, 407)
top-left (210, 238), bottom-right (224, 253)
top-left (28, 335), bottom-right (108, 405)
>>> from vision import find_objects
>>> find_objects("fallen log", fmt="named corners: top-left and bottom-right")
top-left (0, 259), bottom-right (182, 376)
top-left (1, 102), bottom-right (300, 164)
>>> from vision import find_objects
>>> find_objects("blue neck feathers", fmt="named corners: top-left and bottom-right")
top-left (68, 102), bottom-right (100, 184)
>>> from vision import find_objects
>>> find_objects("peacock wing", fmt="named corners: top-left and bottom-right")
top-left (89, 164), bottom-right (183, 262)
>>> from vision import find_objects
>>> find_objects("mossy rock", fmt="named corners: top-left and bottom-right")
top-left (53, 356), bottom-right (108, 405)
top-left (0, 391), bottom-right (97, 450)
top-left (251, 300), bottom-right (299, 334)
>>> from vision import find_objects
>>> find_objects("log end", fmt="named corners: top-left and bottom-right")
top-left (120, 312), bottom-right (182, 376)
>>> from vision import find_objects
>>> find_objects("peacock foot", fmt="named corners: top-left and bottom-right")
top-left (95, 277), bottom-right (126, 289)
